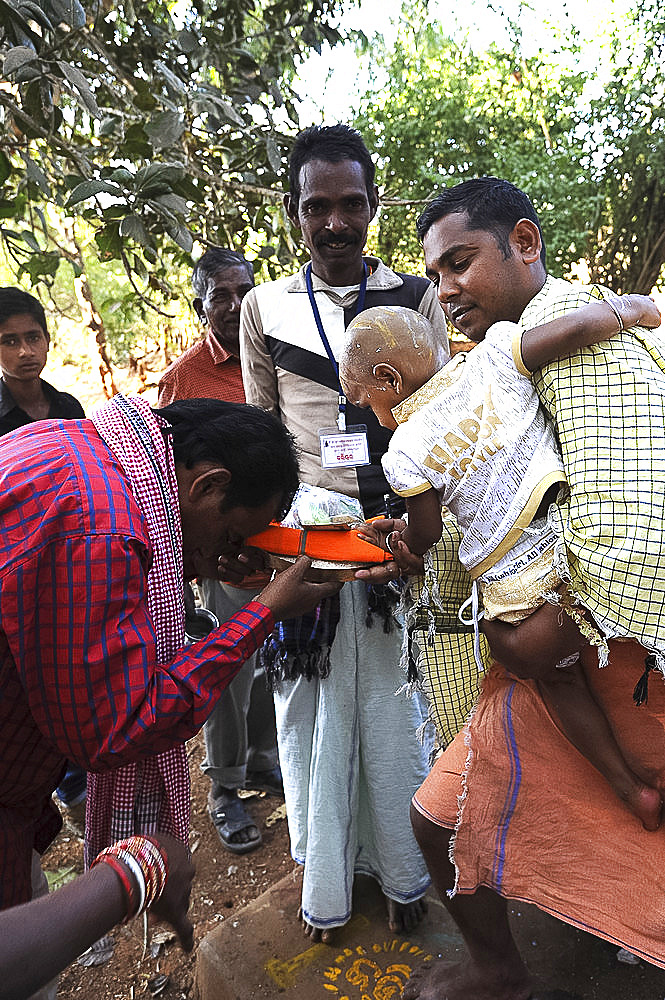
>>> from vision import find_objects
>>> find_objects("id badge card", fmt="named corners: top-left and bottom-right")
top-left (319, 425), bottom-right (370, 469)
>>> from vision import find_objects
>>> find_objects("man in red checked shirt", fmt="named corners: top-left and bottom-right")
top-left (158, 249), bottom-right (281, 856)
top-left (0, 393), bottom-right (338, 912)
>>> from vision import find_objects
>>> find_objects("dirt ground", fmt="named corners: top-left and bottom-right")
top-left (44, 734), bottom-right (294, 1000)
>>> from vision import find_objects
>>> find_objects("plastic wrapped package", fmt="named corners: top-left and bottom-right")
top-left (282, 483), bottom-right (364, 529)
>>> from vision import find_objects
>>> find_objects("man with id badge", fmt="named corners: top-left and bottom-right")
top-left (240, 124), bottom-right (446, 942)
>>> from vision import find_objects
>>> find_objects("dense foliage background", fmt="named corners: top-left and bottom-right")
top-left (354, 0), bottom-right (665, 292)
top-left (0, 0), bottom-right (663, 392)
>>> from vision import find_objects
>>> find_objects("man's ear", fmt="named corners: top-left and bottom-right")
top-left (369, 184), bottom-right (380, 221)
top-left (188, 466), bottom-right (231, 504)
top-left (511, 219), bottom-right (542, 265)
top-left (373, 362), bottom-right (403, 395)
top-left (284, 192), bottom-right (300, 229)
top-left (193, 298), bottom-right (206, 324)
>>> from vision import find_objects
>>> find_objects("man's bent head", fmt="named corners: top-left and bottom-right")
top-left (418, 178), bottom-right (546, 343)
top-left (154, 399), bottom-right (300, 579)
top-left (417, 177), bottom-right (546, 267)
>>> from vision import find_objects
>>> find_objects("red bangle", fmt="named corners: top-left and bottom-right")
top-left (144, 835), bottom-right (170, 881)
top-left (92, 836), bottom-right (170, 916)
top-left (94, 855), bottom-right (138, 920)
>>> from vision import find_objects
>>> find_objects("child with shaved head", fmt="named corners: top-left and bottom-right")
top-left (339, 296), bottom-right (665, 832)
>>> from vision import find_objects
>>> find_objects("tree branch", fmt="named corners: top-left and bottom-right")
top-left (0, 92), bottom-right (92, 177)
top-left (120, 247), bottom-right (175, 318)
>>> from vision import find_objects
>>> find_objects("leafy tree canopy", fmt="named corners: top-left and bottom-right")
top-left (588, 0), bottom-right (665, 292)
top-left (355, 0), bottom-right (664, 292)
top-left (0, 0), bottom-right (350, 299)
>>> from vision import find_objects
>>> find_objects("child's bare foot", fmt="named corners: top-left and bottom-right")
top-left (386, 895), bottom-right (428, 934)
top-left (297, 906), bottom-right (337, 943)
top-left (623, 780), bottom-right (662, 831)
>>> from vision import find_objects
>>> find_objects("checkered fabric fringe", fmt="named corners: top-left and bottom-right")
top-left (85, 395), bottom-right (189, 866)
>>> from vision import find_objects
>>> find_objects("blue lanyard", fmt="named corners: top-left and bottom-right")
top-left (305, 262), bottom-right (368, 431)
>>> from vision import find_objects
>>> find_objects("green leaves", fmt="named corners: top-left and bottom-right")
top-left (0, 150), bottom-right (12, 186)
top-left (134, 163), bottom-right (185, 197)
top-left (19, 249), bottom-right (61, 281)
top-left (353, 5), bottom-right (665, 291)
top-left (2, 43), bottom-right (36, 75)
top-left (45, 0), bottom-right (85, 29)
top-left (144, 110), bottom-right (185, 151)
top-left (67, 179), bottom-right (123, 207)
top-left (0, 0), bottom-right (350, 303)
top-left (163, 218), bottom-right (193, 253)
top-left (23, 154), bottom-right (51, 197)
top-left (119, 213), bottom-right (151, 246)
top-left (354, 21), bottom-right (593, 276)
top-left (57, 60), bottom-right (101, 119)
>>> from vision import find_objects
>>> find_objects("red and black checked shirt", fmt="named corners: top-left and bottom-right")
top-left (0, 418), bottom-right (273, 908)
top-left (157, 331), bottom-right (245, 406)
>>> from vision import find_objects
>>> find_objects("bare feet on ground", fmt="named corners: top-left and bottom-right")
top-left (298, 906), bottom-right (336, 943)
top-left (401, 958), bottom-right (532, 1000)
top-left (386, 896), bottom-right (428, 934)
top-left (297, 894), bottom-right (428, 944)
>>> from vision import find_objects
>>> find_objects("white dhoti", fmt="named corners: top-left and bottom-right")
top-left (273, 580), bottom-right (432, 929)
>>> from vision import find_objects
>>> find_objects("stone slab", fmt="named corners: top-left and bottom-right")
top-left (195, 869), bottom-right (665, 1000)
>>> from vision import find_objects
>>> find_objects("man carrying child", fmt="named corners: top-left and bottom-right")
top-left (355, 176), bottom-right (665, 999)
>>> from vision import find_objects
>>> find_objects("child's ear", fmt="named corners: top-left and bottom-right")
top-left (373, 362), bottom-right (403, 396)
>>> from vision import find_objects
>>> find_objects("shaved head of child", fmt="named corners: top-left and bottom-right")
top-left (340, 305), bottom-right (450, 429)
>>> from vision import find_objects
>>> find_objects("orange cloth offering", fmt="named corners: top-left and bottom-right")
top-left (246, 522), bottom-right (393, 578)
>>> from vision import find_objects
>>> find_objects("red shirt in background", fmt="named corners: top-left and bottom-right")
top-left (158, 331), bottom-right (270, 589)
top-left (157, 330), bottom-right (245, 406)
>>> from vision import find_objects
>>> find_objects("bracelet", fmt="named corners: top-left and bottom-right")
top-left (115, 851), bottom-right (147, 915)
top-left (135, 836), bottom-right (169, 909)
top-left (91, 835), bottom-right (169, 920)
top-left (92, 854), bottom-right (142, 921)
top-left (605, 297), bottom-right (625, 333)
top-left (386, 531), bottom-right (399, 556)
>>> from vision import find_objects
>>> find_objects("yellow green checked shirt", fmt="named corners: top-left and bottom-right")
top-left (413, 275), bottom-right (665, 748)
top-left (523, 276), bottom-right (665, 664)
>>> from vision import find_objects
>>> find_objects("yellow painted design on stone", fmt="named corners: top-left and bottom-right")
top-left (322, 940), bottom-right (434, 997)
top-left (265, 915), bottom-right (370, 989)
top-left (265, 943), bottom-right (329, 989)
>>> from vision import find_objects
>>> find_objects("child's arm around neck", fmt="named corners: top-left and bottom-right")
top-left (519, 293), bottom-right (660, 374)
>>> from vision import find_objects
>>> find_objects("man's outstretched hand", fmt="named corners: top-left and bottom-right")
top-left (148, 834), bottom-right (196, 952)
top-left (258, 557), bottom-right (342, 620)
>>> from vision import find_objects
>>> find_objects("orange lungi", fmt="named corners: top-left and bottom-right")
top-left (414, 641), bottom-right (665, 968)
